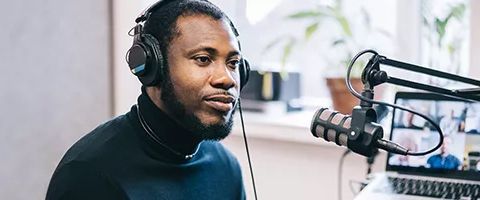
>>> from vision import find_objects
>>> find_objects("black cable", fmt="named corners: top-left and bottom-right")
top-left (366, 151), bottom-right (378, 175)
top-left (345, 49), bottom-right (444, 156)
top-left (238, 98), bottom-right (258, 200)
top-left (338, 149), bottom-right (351, 200)
top-left (349, 180), bottom-right (367, 195)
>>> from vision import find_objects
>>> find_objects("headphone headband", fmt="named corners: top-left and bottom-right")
top-left (135, 0), bottom-right (178, 23)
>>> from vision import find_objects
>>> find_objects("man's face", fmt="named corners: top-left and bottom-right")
top-left (160, 15), bottom-right (241, 140)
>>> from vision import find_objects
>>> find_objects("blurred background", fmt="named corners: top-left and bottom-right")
top-left (1, 0), bottom-right (479, 199)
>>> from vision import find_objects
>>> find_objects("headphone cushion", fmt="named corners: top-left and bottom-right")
top-left (239, 59), bottom-right (250, 90)
top-left (138, 34), bottom-right (165, 86)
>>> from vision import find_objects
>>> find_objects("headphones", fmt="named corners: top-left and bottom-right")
top-left (126, 0), bottom-right (250, 90)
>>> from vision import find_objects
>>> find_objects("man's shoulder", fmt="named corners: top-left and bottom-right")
top-left (59, 114), bottom-right (135, 165)
top-left (46, 160), bottom-right (128, 200)
top-left (47, 114), bottom-right (138, 200)
top-left (427, 154), bottom-right (441, 161)
top-left (446, 154), bottom-right (460, 161)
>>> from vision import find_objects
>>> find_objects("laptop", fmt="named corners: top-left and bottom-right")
top-left (355, 92), bottom-right (480, 200)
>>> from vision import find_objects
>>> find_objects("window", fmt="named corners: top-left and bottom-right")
top-left (420, 0), bottom-right (470, 85)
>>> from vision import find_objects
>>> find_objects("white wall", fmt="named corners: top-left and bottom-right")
top-left (112, 1), bottom-right (144, 115)
top-left (0, 1), bottom-right (112, 199)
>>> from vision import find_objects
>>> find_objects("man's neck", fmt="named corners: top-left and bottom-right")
top-left (139, 87), bottom-right (202, 157)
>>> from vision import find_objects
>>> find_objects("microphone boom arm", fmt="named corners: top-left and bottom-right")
top-left (346, 49), bottom-right (479, 157)
top-left (363, 54), bottom-right (480, 102)
top-left (311, 50), bottom-right (480, 157)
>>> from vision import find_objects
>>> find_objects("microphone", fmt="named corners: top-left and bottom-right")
top-left (310, 107), bottom-right (409, 157)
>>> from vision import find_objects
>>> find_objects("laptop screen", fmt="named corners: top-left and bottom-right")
top-left (386, 92), bottom-right (480, 180)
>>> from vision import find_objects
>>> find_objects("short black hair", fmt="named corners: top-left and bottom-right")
top-left (143, 0), bottom-right (238, 68)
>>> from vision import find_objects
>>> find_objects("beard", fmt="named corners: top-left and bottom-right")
top-left (160, 74), bottom-right (235, 141)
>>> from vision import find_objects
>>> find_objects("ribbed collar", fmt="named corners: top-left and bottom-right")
top-left (134, 87), bottom-right (202, 161)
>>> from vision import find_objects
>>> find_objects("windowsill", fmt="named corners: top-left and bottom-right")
top-left (231, 110), bottom-right (318, 144)
top-left (231, 99), bottom-right (341, 148)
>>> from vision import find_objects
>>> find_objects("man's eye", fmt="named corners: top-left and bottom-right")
top-left (228, 59), bottom-right (241, 69)
top-left (195, 56), bottom-right (211, 65)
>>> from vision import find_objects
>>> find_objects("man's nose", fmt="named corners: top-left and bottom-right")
top-left (210, 64), bottom-right (238, 90)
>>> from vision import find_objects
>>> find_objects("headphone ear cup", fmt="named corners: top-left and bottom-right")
top-left (126, 33), bottom-right (164, 86)
top-left (141, 34), bottom-right (165, 86)
top-left (127, 43), bottom-right (148, 77)
top-left (239, 58), bottom-right (250, 90)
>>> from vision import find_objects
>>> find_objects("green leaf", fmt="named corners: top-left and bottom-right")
top-left (434, 17), bottom-right (447, 45)
top-left (361, 8), bottom-right (371, 29)
top-left (287, 10), bottom-right (323, 19)
top-left (305, 22), bottom-right (319, 40)
top-left (450, 3), bottom-right (466, 20)
top-left (280, 38), bottom-right (296, 68)
top-left (374, 28), bottom-right (393, 38)
top-left (447, 43), bottom-right (455, 54)
top-left (262, 36), bottom-right (285, 54)
top-left (331, 39), bottom-right (345, 46)
top-left (329, 4), bottom-right (352, 37)
top-left (422, 16), bottom-right (430, 27)
top-left (337, 15), bottom-right (352, 37)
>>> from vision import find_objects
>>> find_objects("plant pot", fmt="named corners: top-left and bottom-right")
top-left (326, 77), bottom-right (363, 114)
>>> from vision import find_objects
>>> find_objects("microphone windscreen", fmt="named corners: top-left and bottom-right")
top-left (311, 108), bottom-right (352, 147)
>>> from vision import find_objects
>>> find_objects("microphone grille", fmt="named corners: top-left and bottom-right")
top-left (310, 108), bottom-right (352, 140)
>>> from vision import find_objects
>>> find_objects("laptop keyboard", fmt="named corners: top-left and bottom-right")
top-left (388, 177), bottom-right (480, 199)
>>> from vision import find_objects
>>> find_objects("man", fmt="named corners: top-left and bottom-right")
top-left (46, 0), bottom-right (246, 199)
top-left (439, 109), bottom-right (461, 136)
top-left (426, 137), bottom-right (461, 170)
top-left (388, 134), bottom-right (421, 167)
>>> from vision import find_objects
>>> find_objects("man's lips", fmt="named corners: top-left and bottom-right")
top-left (204, 94), bottom-right (236, 112)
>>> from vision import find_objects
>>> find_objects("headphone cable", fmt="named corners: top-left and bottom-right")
top-left (238, 98), bottom-right (258, 200)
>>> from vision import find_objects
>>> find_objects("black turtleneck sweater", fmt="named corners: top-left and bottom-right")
top-left (46, 91), bottom-right (245, 200)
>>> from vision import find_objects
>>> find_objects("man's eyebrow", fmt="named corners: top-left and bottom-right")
top-left (186, 46), bottom-right (241, 58)
top-left (186, 46), bottom-right (218, 57)
top-left (227, 51), bottom-right (241, 59)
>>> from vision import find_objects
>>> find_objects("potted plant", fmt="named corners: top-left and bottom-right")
top-left (266, 0), bottom-right (390, 114)
top-left (421, 1), bottom-right (467, 85)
